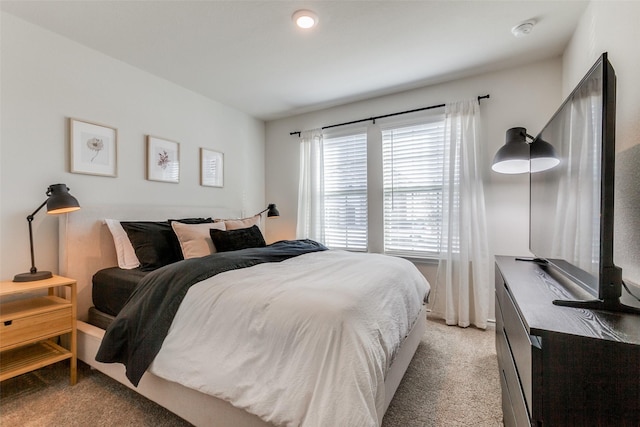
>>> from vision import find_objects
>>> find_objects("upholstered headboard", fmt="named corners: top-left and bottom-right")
top-left (59, 205), bottom-right (241, 321)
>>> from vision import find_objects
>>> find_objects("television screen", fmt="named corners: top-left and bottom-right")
top-left (529, 57), bottom-right (606, 298)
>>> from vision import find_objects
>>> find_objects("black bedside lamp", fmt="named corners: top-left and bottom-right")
top-left (13, 184), bottom-right (81, 282)
top-left (255, 203), bottom-right (280, 218)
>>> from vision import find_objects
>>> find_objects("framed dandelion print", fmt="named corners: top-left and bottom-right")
top-left (200, 148), bottom-right (224, 187)
top-left (70, 118), bottom-right (117, 177)
top-left (147, 136), bottom-right (180, 183)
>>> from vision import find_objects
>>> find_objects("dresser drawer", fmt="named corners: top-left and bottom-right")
top-left (497, 305), bottom-right (530, 426)
top-left (501, 282), bottom-right (534, 415)
top-left (1, 305), bottom-right (72, 350)
top-left (499, 366), bottom-right (519, 427)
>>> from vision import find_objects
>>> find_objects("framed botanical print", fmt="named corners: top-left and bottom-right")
top-left (70, 118), bottom-right (117, 177)
top-left (147, 136), bottom-right (180, 183)
top-left (200, 148), bottom-right (224, 187)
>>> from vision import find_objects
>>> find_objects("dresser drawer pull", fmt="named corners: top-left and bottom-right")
top-left (3, 320), bottom-right (12, 326)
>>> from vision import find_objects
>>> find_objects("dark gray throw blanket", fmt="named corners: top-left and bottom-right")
top-left (95, 239), bottom-right (327, 386)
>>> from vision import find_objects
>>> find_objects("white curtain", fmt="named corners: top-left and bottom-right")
top-left (296, 129), bottom-right (325, 242)
top-left (431, 99), bottom-right (491, 329)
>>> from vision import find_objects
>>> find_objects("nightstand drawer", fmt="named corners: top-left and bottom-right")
top-left (1, 305), bottom-right (72, 350)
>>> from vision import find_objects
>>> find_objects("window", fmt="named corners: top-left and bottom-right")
top-left (382, 116), bottom-right (446, 257)
top-left (317, 114), bottom-right (446, 258)
top-left (322, 132), bottom-right (368, 250)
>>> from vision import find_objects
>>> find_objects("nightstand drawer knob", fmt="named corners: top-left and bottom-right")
top-left (3, 321), bottom-right (12, 326)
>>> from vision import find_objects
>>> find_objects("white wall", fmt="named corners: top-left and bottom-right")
top-left (0, 13), bottom-right (265, 279)
top-left (265, 58), bottom-right (563, 305)
top-left (563, 1), bottom-right (640, 289)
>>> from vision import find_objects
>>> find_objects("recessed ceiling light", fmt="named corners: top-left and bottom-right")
top-left (511, 20), bottom-right (536, 37)
top-left (292, 10), bottom-right (318, 29)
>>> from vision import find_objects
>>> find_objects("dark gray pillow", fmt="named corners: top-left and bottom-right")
top-left (122, 218), bottom-right (213, 271)
top-left (209, 225), bottom-right (266, 252)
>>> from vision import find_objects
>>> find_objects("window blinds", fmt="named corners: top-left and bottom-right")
top-left (320, 115), bottom-right (446, 258)
top-left (323, 132), bottom-right (368, 250)
top-left (382, 118), bottom-right (445, 257)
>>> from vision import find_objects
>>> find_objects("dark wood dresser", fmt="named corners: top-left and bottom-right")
top-left (495, 256), bottom-right (640, 426)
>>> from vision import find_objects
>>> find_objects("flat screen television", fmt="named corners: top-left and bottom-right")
top-left (529, 52), bottom-right (639, 314)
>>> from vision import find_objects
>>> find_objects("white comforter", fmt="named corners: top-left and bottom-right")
top-left (149, 250), bottom-right (429, 427)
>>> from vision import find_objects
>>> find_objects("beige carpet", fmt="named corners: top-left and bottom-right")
top-left (0, 317), bottom-right (503, 426)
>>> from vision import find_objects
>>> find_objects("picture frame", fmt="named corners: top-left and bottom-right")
top-left (69, 118), bottom-right (117, 177)
top-left (147, 135), bottom-right (180, 183)
top-left (200, 148), bottom-right (224, 187)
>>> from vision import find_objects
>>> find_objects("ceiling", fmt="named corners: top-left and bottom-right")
top-left (1, 1), bottom-right (588, 121)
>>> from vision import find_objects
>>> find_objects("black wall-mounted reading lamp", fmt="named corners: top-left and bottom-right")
top-left (13, 184), bottom-right (81, 282)
top-left (255, 203), bottom-right (280, 218)
top-left (492, 127), bottom-right (559, 174)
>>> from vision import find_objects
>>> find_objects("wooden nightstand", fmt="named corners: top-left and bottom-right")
top-left (0, 275), bottom-right (77, 385)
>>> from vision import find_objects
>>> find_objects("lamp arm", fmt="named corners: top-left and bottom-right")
top-left (256, 207), bottom-right (269, 215)
top-left (27, 199), bottom-right (48, 221)
top-left (26, 199), bottom-right (48, 274)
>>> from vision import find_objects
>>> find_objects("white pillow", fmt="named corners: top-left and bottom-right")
top-left (171, 221), bottom-right (227, 259)
top-left (104, 219), bottom-right (140, 269)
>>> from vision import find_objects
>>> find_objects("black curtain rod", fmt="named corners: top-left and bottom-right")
top-left (289, 94), bottom-right (490, 137)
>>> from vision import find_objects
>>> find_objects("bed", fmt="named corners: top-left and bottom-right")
top-left (59, 205), bottom-right (429, 427)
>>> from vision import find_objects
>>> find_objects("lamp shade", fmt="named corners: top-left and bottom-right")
top-left (46, 184), bottom-right (81, 214)
top-left (491, 127), bottom-right (530, 174)
top-left (530, 138), bottom-right (560, 173)
top-left (266, 203), bottom-right (280, 217)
